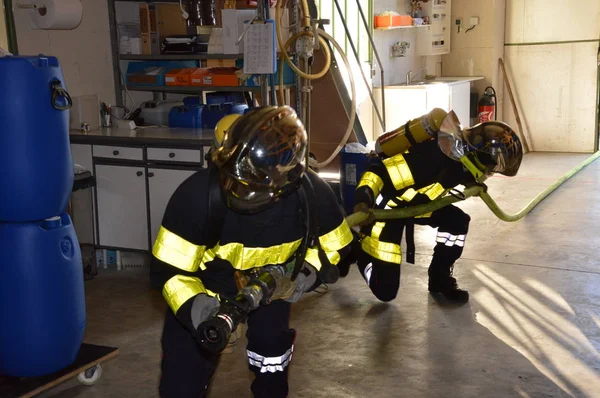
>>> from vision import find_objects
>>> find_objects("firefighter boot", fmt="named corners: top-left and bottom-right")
top-left (428, 265), bottom-right (469, 302)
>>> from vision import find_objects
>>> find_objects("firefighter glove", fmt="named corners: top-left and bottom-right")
top-left (191, 293), bottom-right (221, 330)
top-left (353, 202), bottom-right (376, 227)
top-left (285, 263), bottom-right (318, 303)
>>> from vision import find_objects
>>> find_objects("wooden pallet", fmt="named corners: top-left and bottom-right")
top-left (0, 343), bottom-right (119, 398)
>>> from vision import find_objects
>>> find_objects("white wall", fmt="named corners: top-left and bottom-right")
top-left (14, 0), bottom-right (116, 105)
top-left (441, 0), bottom-right (506, 108)
top-left (373, 0), bottom-right (442, 87)
top-left (504, 0), bottom-right (600, 152)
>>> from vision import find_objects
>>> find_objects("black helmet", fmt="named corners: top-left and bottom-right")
top-left (463, 121), bottom-right (523, 176)
top-left (212, 106), bottom-right (307, 214)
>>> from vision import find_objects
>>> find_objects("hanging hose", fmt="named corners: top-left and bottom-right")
top-left (275, 0), bottom-right (357, 169)
top-left (346, 151), bottom-right (600, 227)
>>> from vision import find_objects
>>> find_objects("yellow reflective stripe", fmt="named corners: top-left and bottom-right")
top-left (212, 239), bottom-right (302, 270)
top-left (152, 226), bottom-right (205, 272)
top-left (385, 200), bottom-right (397, 208)
top-left (357, 171), bottom-right (384, 197)
top-left (361, 236), bottom-right (402, 264)
top-left (319, 220), bottom-right (353, 252)
top-left (383, 153), bottom-right (414, 190)
top-left (304, 247), bottom-right (341, 270)
top-left (162, 275), bottom-right (215, 313)
top-left (415, 212), bottom-right (432, 219)
top-left (418, 183), bottom-right (445, 200)
top-left (399, 189), bottom-right (418, 202)
top-left (371, 221), bottom-right (385, 240)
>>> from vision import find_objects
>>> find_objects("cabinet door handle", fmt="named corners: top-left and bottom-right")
top-left (136, 171), bottom-right (143, 177)
top-left (148, 172), bottom-right (155, 177)
top-left (169, 152), bottom-right (176, 158)
top-left (113, 150), bottom-right (119, 156)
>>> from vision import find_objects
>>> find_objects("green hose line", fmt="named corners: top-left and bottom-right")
top-left (345, 185), bottom-right (483, 227)
top-left (478, 150), bottom-right (600, 222)
top-left (346, 151), bottom-right (600, 227)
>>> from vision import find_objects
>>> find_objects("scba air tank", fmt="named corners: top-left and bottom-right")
top-left (0, 55), bottom-right (73, 222)
top-left (375, 108), bottom-right (448, 157)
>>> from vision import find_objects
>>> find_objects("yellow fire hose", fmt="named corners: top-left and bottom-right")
top-left (346, 151), bottom-right (600, 227)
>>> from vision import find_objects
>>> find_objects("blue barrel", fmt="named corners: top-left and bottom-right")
top-left (339, 149), bottom-right (370, 215)
top-left (0, 55), bottom-right (73, 222)
top-left (0, 213), bottom-right (86, 377)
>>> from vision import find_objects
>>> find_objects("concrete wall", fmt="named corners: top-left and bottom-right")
top-left (14, 0), bottom-right (116, 104)
top-left (441, 0), bottom-right (506, 116)
top-left (504, 0), bottom-right (600, 152)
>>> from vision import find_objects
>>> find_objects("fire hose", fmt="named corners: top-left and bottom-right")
top-left (346, 150), bottom-right (600, 227)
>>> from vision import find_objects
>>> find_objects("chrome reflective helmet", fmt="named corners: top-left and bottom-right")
top-left (438, 111), bottom-right (523, 179)
top-left (212, 106), bottom-right (307, 214)
top-left (462, 121), bottom-right (523, 177)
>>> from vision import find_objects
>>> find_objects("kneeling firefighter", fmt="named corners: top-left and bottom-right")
top-left (150, 106), bottom-right (353, 398)
top-left (343, 110), bottom-right (523, 303)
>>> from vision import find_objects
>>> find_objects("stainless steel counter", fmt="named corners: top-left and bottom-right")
top-left (69, 127), bottom-right (214, 147)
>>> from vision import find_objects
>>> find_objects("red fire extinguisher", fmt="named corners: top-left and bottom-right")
top-left (478, 86), bottom-right (497, 123)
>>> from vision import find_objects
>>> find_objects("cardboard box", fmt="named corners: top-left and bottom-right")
top-left (156, 3), bottom-right (188, 41)
top-left (165, 68), bottom-right (196, 86)
top-left (207, 59), bottom-right (237, 68)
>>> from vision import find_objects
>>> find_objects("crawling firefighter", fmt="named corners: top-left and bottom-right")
top-left (342, 110), bottom-right (523, 303)
top-left (150, 106), bottom-right (353, 398)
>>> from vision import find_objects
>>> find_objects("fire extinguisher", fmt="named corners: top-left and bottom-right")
top-left (478, 86), bottom-right (497, 123)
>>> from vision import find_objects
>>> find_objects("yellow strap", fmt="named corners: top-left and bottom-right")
top-left (319, 220), bottom-right (353, 252)
top-left (162, 275), bottom-right (217, 313)
top-left (304, 247), bottom-right (341, 270)
top-left (361, 236), bottom-right (402, 264)
top-left (399, 188), bottom-right (418, 202)
top-left (417, 183), bottom-right (446, 201)
top-left (383, 153), bottom-right (415, 190)
top-left (357, 171), bottom-right (384, 197)
top-left (371, 221), bottom-right (385, 240)
top-left (152, 226), bottom-right (205, 272)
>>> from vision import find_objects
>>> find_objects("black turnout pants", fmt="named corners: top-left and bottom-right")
top-left (357, 204), bottom-right (470, 301)
top-left (159, 299), bottom-right (295, 398)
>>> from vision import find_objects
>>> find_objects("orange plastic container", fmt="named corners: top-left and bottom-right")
top-left (374, 14), bottom-right (413, 28)
top-left (165, 68), bottom-right (195, 86)
top-left (191, 68), bottom-right (239, 87)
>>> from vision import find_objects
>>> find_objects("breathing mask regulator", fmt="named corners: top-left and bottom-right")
top-left (438, 111), bottom-right (524, 182)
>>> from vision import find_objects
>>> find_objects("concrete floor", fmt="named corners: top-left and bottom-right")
top-left (41, 153), bottom-right (600, 398)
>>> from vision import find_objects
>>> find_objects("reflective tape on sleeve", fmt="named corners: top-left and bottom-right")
top-left (357, 171), bottom-right (385, 197)
top-left (383, 153), bottom-right (415, 190)
top-left (152, 226), bottom-right (205, 272)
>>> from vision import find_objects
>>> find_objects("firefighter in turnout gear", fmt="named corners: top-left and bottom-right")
top-left (150, 106), bottom-right (353, 398)
top-left (348, 112), bottom-right (523, 303)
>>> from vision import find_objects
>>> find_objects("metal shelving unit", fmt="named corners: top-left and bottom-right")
top-left (119, 54), bottom-right (244, 61)
top-left (125, 85), bottom-right (291, 94)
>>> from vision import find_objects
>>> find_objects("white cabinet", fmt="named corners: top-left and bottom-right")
top-left (148, 168), bottom-right (196, 245)
top-left (373, 87), bottom-right (428, 137)
top-left (417, 0), bottom-right (451, 56)
top-left (96, 164), bottom-right (149, 251)
top-left (373, 80), bottom-right (475, 137)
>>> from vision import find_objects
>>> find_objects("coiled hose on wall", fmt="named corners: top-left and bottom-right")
top-left (276, 0), bottom-right (357, 169)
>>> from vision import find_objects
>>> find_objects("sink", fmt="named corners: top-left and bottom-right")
top-left (396, 80), bottom-right (444, 87)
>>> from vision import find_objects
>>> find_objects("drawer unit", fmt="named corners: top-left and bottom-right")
top-left (94, 145), bottom-right (143, 161)
top-left (147, 147), bottom-right (202, 163)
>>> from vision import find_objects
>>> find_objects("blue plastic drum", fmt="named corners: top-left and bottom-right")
top-left (0, 213), bottom-right (86, 377)
top-left (0, 55), bottom-right (73, 222)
